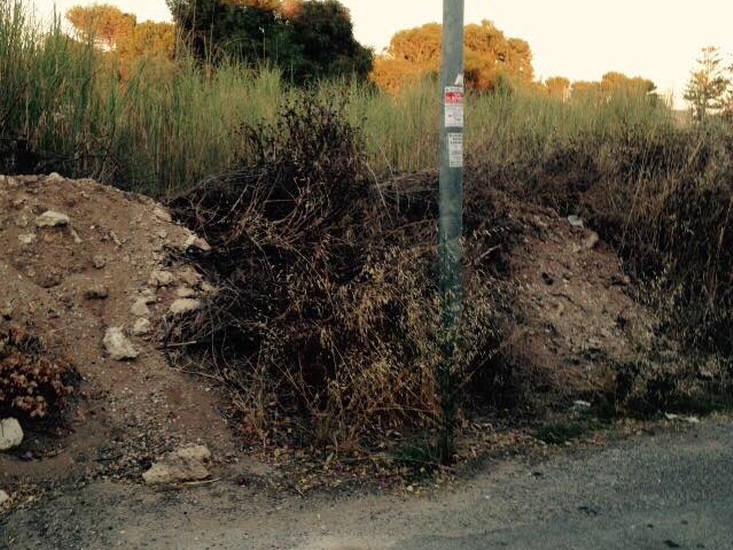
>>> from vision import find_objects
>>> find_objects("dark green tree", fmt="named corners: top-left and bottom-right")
top-left (167, 0), bottom-right (372, 82)
top-left (166, 0), bottom-right (284, 64)
top-left (286, 0), bottom-right (372, 82)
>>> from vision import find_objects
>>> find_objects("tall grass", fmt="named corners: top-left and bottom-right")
top-left (0, 1), bottom-right (296, 194)
top-left (0, 0), bottom-right (675, 194)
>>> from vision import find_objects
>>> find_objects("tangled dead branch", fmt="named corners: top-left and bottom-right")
top-left (167, 97), bottom-right (512, 449)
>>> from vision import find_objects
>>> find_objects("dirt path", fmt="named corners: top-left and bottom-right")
top-left (3, 417), bottom-right (731, 550)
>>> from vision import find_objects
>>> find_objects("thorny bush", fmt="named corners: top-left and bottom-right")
top-left (168, 97), bottom-right (511, 450)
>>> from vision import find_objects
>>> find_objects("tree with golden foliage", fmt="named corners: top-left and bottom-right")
top-left (570, 80), bottom-right (601, 101)
top-left (66, 4), bottom-right (136, 51)
top-left (67, 4), bottom-right (175, 78)
top-left (118, 21), bottom-right (175, 61)
top-left (371, 20), bottom-right (533, 95)
top-left (600, 71), bottom-right (655, 96)
top-left (570, 73), bottom-right (655, 103)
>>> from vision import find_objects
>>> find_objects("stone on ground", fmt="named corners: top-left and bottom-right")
top-left (169, 299), bottom-right (201, 316)
top-left (0, 418), bottom-right (23, 451)
top-left (35, 210), bottom-right (70, 227)
top-left (102, 327), bottom-right (139, 361)
top-left (142, 444), bottom-right (212, 485)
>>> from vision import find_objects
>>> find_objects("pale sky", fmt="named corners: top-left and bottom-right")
top-left (30, 0), bottom-right (733, 108)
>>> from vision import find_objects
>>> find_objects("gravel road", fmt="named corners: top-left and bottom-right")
top-left (3, 419), bottom-right (732, 550)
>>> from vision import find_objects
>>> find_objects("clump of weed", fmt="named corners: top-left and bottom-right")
top-left (0, 323), bottom-right (77, 421)
top-left (532, 421), bottom-right (588, 445)
top-left (391, 436), bottom-right (442, 481)
top-left (608, 351), bottom-right (733, 418)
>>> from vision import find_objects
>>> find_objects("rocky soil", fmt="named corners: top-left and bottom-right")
top-left (0, 174), bottom-right (244, 499)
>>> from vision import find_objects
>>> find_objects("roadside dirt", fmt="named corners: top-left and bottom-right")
top-left (3, 416), bottom-right (731, 550)
top-left (0, 174), bottom-right (671, 518)
top-left (0, 174), bottom-right (240, 489)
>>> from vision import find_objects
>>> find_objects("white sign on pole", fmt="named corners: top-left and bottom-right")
top-left (447, 132), bottom-right (463, 168)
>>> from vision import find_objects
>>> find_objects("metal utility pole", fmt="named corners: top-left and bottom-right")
top-left (437, 0), bottom-right (464, 465)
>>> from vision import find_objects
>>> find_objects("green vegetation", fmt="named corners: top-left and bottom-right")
top-left (2, 1), bottom-right (732, 450)
top-left (684, 46), bottom-right (731, 122)
top-left (532, 421), bottom-right (590, 445)
top-left (166, 0), bottom-right (372, 82)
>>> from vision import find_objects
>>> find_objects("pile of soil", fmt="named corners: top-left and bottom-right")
top-left (0, 173), bottom-right (669, 497)
top-left (0, 174), bottom-right (238, 488)
top-left (500, 202), bottom-right (658, 411)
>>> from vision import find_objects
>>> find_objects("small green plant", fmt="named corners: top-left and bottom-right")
top-left (391, 437), bottom-right (442, 481)
top-left (609, 351), bottom-right (733, 418)
top-left (532, 421), bottom-right (588, 445)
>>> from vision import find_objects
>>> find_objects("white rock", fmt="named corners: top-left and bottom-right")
top-left (583, 231), bottom-right (600, 250)
top-left (183, 234), bottom-right (212, 252)
top-left (175, 286), bottom-right (196, 298)
top-left (152, 207), bottom-right (172, 223)
top-left (0, 490), bottom-right (9, 506)
top-left (148, 270), bottom-right (174, 287)
top-left (35, 210), bottom-right (70, 228)
top-left (132, 318), bottom-right (152, 336)
top-left (102, 327), bottom-right (139, 361)
top-left (92, 255), bottom-right (106, 269)
top-left (567, 215), bottom-right (584, 229)
top-left (70, 227), bottom-right (83, 244)
top-left (0, 303), bottom-right (13, 319)
top-left (0, 418), bottom-right (23, 451)
top-left (17, 233), bottom-right (36, 245)
top-left (169, 299), bottom-right (202, 316)
top-left (45, 172), bottom-right (64, 183)
top-left (175, 444), bottom-right (211, 462)
top-left (200, 282), bottom-right (217, 294)
top-left (142, 444), bottom-right (211, 485)
top-left (130, 299), bottom-right (151, 317)
top-left (177, 268), bottom-right (201, 287)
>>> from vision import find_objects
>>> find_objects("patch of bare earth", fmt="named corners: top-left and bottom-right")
top-left (499, 202), bottom-right (659, 411)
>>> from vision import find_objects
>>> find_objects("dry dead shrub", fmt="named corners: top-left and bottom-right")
top-left (167, 97), bottom-right (510, 449)
top-left (588, 127), bottom-right (733, 358)
top-left (0, 323), bottom-right (76, 420)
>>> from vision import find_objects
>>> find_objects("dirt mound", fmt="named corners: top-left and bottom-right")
top-left (0, 174), bottom-right (237, 486)
top-left (499, 203), bottom-right (658, 410)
